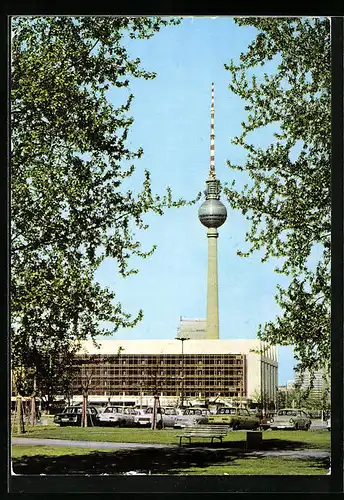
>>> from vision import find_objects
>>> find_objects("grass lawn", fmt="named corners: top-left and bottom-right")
top-left (12, 425), bottom-right (330, 450)
top-left (11, 426), bottom-right (330, 475)
top-left (11, 443), bottom-right (330, 475)
top-left (177, 456), bottom-right (330, 475)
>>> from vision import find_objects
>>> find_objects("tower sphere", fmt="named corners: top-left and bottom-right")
top-left (198, 199), bottom-right (227, 228)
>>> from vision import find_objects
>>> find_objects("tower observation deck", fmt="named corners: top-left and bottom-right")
top-left (198, 83), bottom-right (227, 339)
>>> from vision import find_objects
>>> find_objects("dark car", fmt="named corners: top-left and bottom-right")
top-left (53, 406), bottom-right (99, 426)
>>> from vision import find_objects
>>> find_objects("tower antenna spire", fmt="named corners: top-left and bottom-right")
top-left (210, 82), bottom-right (215, 178)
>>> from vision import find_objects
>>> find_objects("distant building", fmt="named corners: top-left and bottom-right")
top-left (294, 368), bottom-right (329, 395)
top-left (176, 317), bottom-right (206, 340)
top-left (278, 380), bottom-right (295, 392)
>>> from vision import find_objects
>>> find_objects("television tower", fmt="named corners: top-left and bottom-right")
top-left (198, 83), bottom-right (227, 339)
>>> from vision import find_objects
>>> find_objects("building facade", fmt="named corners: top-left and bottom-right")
top-left (70, 339), bottom-right (278, 407)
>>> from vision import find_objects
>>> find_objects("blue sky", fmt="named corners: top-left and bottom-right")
top-left (94, 17), bottom-right (298, 385)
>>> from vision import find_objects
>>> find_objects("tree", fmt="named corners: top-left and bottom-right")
top-left (75, 347), bottom-right (124, 427)
top-left (32, 342), bottom-right (79, 411)
top-left (294, 363), bottom-right (331, 411)
top-left (277, 384), bottom-right (329, 412)
top-left (276, 389), bottom-right (286, 410)
top-left (249, 388), bottom-right (274, 413)
top-left (224, 17), bottom-right (330, 373)
top-left (79, 359), bottom-right (94, 428)
top-left (11, 17), bottom-right (197, 402)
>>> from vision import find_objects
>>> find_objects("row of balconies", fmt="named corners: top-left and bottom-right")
top-left (76, 358), bottom-right (243, 368)
top-left (78, 370), bottom-right (242, 378)
top-left (86, 389), bottom-right (243, 397)
top-left (76, 375), bottom-right (243, 381)
top-left (74, 381), bottom-right (243, 390)
top-left (81, 361), bottom-right (243, 370)
top-left (80, 355), bottom-right (243, 360)
top-left (78, 367), bottom-right (244, 373)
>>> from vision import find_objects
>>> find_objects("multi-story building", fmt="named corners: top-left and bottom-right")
top-left (176, 317), bottom-right (207, 340)
top-left (70, 338), bottom-right (278, 408)
top-left (294, 368), bottom-right (329, 395)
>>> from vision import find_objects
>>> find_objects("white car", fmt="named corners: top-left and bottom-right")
top-left (269, 408), bottom-right (311, 430)
top-left (161, 407), bottom-right (183, 428)
top-left (97, 406), bottom-right (128, 426)
top-left (134, 407), bottom-right (164, 428)
top-left (133, 406), bottom-right (182, 429)
top-left (173, 407), bottom-right (210, 428)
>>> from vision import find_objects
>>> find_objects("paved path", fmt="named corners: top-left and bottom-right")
top-left (12, 438), bottom-right (330, 459)
top-left (245, 450), bottom-right (330, 458)
top-left (12, 438), bottom-right (176, 449)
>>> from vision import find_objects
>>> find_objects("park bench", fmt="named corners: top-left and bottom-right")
top-left (177, 424), bottom-right (230, 447)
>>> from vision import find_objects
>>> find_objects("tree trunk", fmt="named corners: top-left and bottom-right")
top-left (81, 391), bottom-right (88, 427)
top-left (151, 395), bottom-right (157, 430)
top-left (157, 396), bottom-right (163, 429)
top-left (30, 394), bottom-right (37, 425)
top-left (46, 390), bottom-right (53, 415)
top-left (16, 395), bottom-right (25, 434)
top-left (16, 396), bottom-right (21, 434)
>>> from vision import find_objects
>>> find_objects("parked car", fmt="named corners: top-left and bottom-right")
top-left (161, 407), bottom-right (183, 428)
top-left (269, 409), bottom-right (311, 430)
top-left (134, 406), bottom-right (165, 428)
top-left (134, 408), bottom-right (150, 427)
top-left (208, 407), bottom-right (260, 430)
top-left (122, 407), bottom-right (141, 427)
top-left (133, 406), bottom-right (182, 428)
top-left (97, 406), bottom-right (132, 427)
top-left (173, 407), bottom-right (210, 428)
top-left (53, 406), bottom-right (99, 426)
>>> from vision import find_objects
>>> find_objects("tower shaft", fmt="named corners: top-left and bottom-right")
top-left (198, 83), bottom-right (227, 340)
top-left (206, 228), bottom-right (219, 339)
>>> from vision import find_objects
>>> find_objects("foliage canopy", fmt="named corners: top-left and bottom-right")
top-left (11, 16), bottom-right (196, 398)
top-left (224, 17), bottom-right (331, 373)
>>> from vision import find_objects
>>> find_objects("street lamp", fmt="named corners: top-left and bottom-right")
top-left (176, 336), bottom-right (189, 408)
top-left (139, 380), bottom-right (143, 410)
